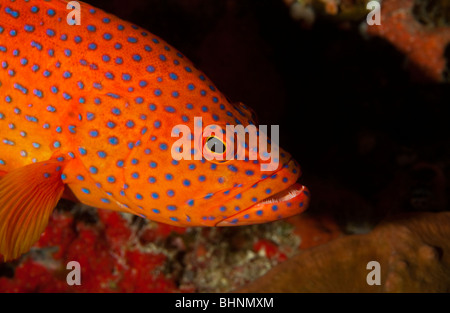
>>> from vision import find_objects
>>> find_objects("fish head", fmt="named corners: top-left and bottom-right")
top-left (122, 95), bottom-right (309, 227)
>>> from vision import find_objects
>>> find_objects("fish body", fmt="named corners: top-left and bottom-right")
top-left (0, 0), bottom-right (310, 261)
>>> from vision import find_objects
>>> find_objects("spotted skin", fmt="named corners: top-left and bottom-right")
top-left (0, 0), bottom-right (310, 260)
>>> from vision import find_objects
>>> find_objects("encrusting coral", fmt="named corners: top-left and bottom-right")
top-left (286, 0), bottom-right (450, 82)
top-left (238, 212), bottom-right (450, 292)
top-left (367, 0), bottom-right (450, 82)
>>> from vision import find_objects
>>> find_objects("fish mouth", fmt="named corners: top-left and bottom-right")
top-left (256, 183), bottom-right (306, 205)
top-left (215, 159), bottom-right (310, 226)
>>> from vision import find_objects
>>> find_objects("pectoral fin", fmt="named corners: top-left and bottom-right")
top-left (0, 159), bottom-right (66, 261)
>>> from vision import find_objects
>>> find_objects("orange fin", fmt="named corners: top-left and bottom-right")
top-left (0, 159), bottom-right (66, 261)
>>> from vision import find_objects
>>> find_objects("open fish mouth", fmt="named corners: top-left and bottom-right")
top-left (257, 183), bottom-right (306, 205)
top-left (215, 180), bottom-right (310, 227)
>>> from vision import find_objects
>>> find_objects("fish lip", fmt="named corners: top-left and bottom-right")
top-left (252, 182), bottom-right (305, 206)
top-left (214, 158), bottom-right (303, 226)
top-left (214, 182), bottom-right (307, 227)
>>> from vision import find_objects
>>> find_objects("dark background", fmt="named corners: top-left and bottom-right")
top-left (87, 0), bottom-right (450, 230)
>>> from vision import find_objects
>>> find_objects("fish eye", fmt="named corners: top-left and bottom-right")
top-left (205, 136), bottom-right (226, 154)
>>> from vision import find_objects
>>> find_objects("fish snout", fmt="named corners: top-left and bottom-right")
top-left (216, 184), bottom-right (310, 226)
top-left (216, 157), bottom-right (309, 226)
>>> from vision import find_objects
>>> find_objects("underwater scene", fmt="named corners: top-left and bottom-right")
top-left (0, 0), bottom-right (449, 294)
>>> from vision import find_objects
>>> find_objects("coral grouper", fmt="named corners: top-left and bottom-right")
top-left (0, 0), bottom-right (310, 261)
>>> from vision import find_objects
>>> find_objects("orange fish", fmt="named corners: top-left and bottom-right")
top-left (0, 0), bottom-right (310, 261)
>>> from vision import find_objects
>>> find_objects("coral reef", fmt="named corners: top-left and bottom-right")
top-left (0, 205), bottom-right (178, 292)
top-left (366, 0), bottom-right (450, 82)
top-left (286, 0), bottom-right (372, 25)
top-left (285, 0), bottom-right (450, 82)
top-left (412, 0), bottom-right (450, 28)
top-left (238, 212), bottom-right (450, 292)
top-left (0, 202), bottom-right (341, 292)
